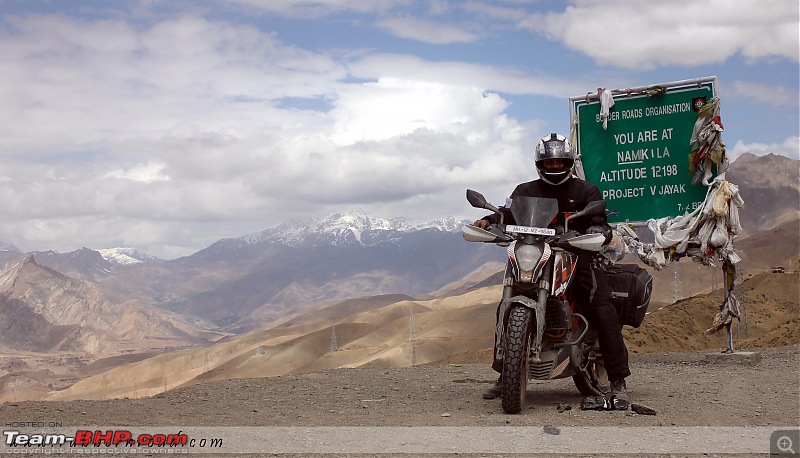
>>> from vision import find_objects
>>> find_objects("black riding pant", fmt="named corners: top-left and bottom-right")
top-left (492, 254), bottom-right (631, 382)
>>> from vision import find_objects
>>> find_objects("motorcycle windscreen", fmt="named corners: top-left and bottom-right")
top-left (509, 196), bottom-right (559, 228)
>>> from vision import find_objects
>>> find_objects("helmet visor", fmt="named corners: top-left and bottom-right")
top-left (539, 158), bottom-right (571, 172)
top-left (543, 141), bottom-right (566, 157)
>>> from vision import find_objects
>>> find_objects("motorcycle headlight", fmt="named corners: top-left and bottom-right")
top-left (515, 244), bottom-right (543, 282)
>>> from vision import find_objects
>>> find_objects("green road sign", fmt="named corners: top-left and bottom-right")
top-left (571, 78), bottom-right (717, 223)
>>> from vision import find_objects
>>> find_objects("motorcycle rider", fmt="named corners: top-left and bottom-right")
top-left (473, 133), bottom-right (631, 409)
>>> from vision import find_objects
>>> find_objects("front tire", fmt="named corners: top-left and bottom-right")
top-left (501, 306), bottom-right (532, 414)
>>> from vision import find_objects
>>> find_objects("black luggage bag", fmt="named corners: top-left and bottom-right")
top-left (605, 263), bottom-right (653, 328)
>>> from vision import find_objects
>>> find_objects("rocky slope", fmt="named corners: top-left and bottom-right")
top-left (0, 256), bottom-right (220, 355)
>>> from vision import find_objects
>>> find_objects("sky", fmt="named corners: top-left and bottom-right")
top-left (0, 0), bottom-right (797, 259)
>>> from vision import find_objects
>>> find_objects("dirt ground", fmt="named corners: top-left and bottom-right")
top-left (5, 345), bottom-right (796, 427)
top-left (1, 344), bottom-right (797, 457)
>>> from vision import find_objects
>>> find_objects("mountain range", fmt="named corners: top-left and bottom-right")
top-left (0, 153), bottom-right (796, 396)
top-left (0, 210), bottom-right (501, 335)
top-left (6, 268), bottom-right (797, 403)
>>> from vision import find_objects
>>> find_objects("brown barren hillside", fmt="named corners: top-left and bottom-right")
top-left (735, 218), bottom-right (800, 271)
top-left (3, 270), bottom-right (795, 403)
top-left (727, 152), bottom-right (800, 235)
top-left (625, 271), bottom-right (800, 353)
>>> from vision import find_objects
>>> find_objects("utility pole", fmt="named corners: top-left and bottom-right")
top-left (408, 309), bottom-right (417, 366)
top-left (711, 265), bottom-right (719, 294)
top-left (736, 265), bottom-right (749, 337)
top-left (672, 262), bottom-right (683, 303)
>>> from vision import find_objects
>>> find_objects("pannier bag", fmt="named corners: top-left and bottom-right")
top-left (605, 263), bottom-right (653, 328)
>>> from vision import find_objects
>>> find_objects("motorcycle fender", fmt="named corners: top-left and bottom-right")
top-left (501, 295), bottom-right (546, 362)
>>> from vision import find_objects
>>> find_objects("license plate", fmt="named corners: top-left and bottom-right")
top-left (506, 225), bottom-right (555, 236)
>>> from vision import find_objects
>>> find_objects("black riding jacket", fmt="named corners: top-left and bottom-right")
top-left (484, 177), bottom-right (610, 234)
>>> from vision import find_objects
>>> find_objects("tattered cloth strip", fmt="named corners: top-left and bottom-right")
top-left (616, 176), bottom-right (744, 271)
top-left (615, 174), bottom-right (745, 339)
top-left (643, 85), bottom-right (666, 97)
top-left (570, 115), bottom-right (586, 181)
top-left (705, 292), bottom-right (741, 336)
top-left (598, 88), bottom-right (615, 130)
top-left (689, 98), bottom-right (729, 186)
top-left (613, 97), bottom-right (742, 270)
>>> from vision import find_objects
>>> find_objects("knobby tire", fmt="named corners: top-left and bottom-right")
top-left (501, 306), bottom-right (532, 414)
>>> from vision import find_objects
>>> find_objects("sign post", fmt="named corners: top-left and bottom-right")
top-left (570, 77), bottom-right (717, 223)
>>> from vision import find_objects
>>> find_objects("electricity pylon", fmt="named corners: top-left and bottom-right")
top-left (409, 309), bottom-right (417, 366)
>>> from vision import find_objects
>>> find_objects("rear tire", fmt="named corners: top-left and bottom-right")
top-left (501, 306), bottom-right (532, 414)
top-left (572, 339), bottom-right (609, 396)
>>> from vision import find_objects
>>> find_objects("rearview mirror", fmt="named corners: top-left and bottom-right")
top-left (582, 200), bottom-right (606, 216)
top-left (565, 200), bottom-right (606, 232)
top-left (465, 189), bottom-right (504, 224)
top-left (466, 189), bottom-right (487, 209)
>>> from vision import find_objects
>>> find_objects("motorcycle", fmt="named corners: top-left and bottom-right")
top-left (462, 189), bottom-right (610, 414)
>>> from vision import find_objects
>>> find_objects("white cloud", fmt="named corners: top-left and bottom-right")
top-left (105, 162), bottom-right (170, 182)
top-left (519, 0), bottom-right (799, 69)
top-left (2, 2), bottom-right (793, 258)
top-left (726, 80), bottom-right (800, 107)
top-left (347, 54), bottom-right (590, 97)
top-left (0, 14), bottom-right (346, 156)
top-left (376, 16), bottom-right (480, 44)
top-left (220, 0), bottom-right (407, 16)
top-left (0, 12), bottom-right (541, 257)
top-left (328, 77), bottom-right (509, 144)
top-left (728, 136), bottom-right (800, 161)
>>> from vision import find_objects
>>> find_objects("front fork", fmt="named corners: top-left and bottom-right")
top-left (495, 261), bottom-right (552, 364)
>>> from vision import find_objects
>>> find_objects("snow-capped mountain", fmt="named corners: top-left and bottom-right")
top-left (17, 247), bottom-right (163, 284)
top-left (237, 210), bottom-right (470, 248)
top-left (98, 248), bottom-right (163, 265)
top-left (159, 209), bottom-right (497, 328)
top-left (0, 240), bottom-right (21, 252)
top-left (2, 209), bottom-right (492, 331)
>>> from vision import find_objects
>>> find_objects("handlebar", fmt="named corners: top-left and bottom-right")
top-left (465, 222), bottom-right (605, 252)
top-left (498, 224), bottom-right (602, 251)
top-left (483, 223), bottom-right (579, 245)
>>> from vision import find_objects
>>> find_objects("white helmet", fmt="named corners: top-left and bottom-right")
top-left (534, 133), bottom-right (575, 185)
